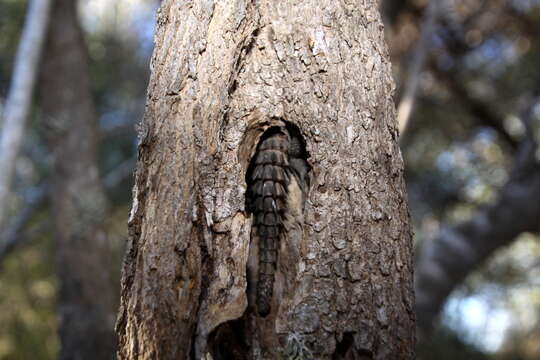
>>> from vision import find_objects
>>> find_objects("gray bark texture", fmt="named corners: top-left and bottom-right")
top-left (40, 0), bottom-right (117, 358)
top-left (117, 1), bottom-right (414, 359)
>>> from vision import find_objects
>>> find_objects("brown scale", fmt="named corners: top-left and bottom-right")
top-left (247, 129), bottom-right (290, 317)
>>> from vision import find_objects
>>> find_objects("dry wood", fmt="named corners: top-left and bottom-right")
top-left (117, 1), bottom-right (414, 359)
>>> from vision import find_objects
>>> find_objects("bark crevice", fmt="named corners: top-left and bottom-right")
top-left (117, 1), bottom-right (414, 358)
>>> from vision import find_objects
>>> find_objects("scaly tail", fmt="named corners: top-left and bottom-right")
top-left (247, 128), bottom-right (289, 316)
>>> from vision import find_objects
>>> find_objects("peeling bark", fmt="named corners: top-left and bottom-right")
top-left (117, 1), bottom-right (414, 359)
top-left (40, 0), bottom-right (116, 358)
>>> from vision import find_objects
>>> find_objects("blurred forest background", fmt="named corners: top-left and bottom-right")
top-left (1, 0), bottom-right (540, 359)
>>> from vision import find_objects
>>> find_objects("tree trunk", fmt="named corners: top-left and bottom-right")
top-left (117, 1), bottom-right (414, 359)
top-left (40, 0), bottom-right (116, 358)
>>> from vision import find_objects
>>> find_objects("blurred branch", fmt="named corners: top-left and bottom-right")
top-left (103, 157), bottom-right (136, 188)
top-left (431, 63), bottom-right (519, 150)
top-left (425, 3), bottom-right (520, 150)
top-left (415, 102), bottom-right (540, 332)
top-left (410, 0), bottom-right (519, 149)
top-left (0, 157), bottom-right (136, 267)
top-left (0, 0), bottom-right (52, 229)
top-left (397, 0), bottom-right (440, 135)
top-left (381, 0), bottom-right (423, 27)
top-left (506, 3), bottom-right (540, 40)
top-left (0, 185), bottom-right (47, 267)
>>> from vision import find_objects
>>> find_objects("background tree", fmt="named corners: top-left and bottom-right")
top-left (116, 0), bottom-right (414, 359)
top-left (39, 0), bottom-right (117, 357)
top-left (0, 0), bottom-right (153, 358)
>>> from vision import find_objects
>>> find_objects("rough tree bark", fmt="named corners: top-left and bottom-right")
top-left (117, 1), bottom-right (414, 359)
top-left (40, 0), bottom-right (117, 358)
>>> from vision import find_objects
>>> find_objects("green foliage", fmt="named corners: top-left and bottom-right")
top-left (0, 0), bottom-right (26, 95)
top-left (0, 230), bottom-right (58, 360)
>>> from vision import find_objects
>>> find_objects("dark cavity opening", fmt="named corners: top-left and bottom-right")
top-left (244, 121), bottom-right (309, 204)
top-left (333, 332), bottom-right (355, 359)
top-left (208, 319), bottom-right (248, 360)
